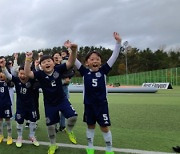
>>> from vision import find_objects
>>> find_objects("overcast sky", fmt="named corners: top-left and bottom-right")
top-left (0, 0), bottom-right (180, 56)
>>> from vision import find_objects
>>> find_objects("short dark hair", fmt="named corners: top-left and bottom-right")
top-left (61, 49), bottom-right (69, 56)
top-left (0, 56), bottom-right (5, 59)
top-left (39, 55), bottom-right (54, 64)
top-left (7, 61), bottom-right (13, 65)
top-left (52, 52), bottom-right (61, 58)
top-left (85, 51), bottom-right (102, 62)
top-left (18, 65), bottom-right (24, 71)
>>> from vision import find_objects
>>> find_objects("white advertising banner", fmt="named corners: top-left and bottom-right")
top-left (142, 82), bottom-right (173, 89)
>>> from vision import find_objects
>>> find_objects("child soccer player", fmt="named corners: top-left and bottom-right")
top-left (24, 43), bottom-right (78, 154)
top-left (0, 66), bottom-right (13, 145)
top-left (0, 61), bottom-right (39, 148)
top-left (64, 32), bottom-right (121, 154)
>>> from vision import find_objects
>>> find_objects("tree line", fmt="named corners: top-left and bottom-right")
top-left (4, 46), bottom-right (180, 76)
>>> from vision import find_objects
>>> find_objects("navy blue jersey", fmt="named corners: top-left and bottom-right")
top-left (34, 63), bottom-right (67, 105)
top-left (79, 63), bottom-right (111, 105)
top-left (0, 81), bottom-right (12, 107)
top-left (12, 76), bottom-right (35, 110)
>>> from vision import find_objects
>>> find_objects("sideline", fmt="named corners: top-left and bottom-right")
top-left (4, 139), bottom-right (174, 154)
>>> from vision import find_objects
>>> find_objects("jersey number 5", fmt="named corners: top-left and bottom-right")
top-left (92, 79), bottom-right (97, 87)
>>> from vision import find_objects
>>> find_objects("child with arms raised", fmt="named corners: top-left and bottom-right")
top-left (64, 32), bottom-right (121, 154)
top-left (0, 57), bottom-right (13, 145)
top-left (24, 42), bottom-right (78, 154)
top-left (0, 59), bottom-right (39, 148)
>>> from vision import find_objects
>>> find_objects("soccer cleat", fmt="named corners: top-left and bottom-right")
top-left (0, 135), bottom-right (4, 143)
top-left (7, 136), bottom-right (13, 145)
top-left (48, 144), bottom-right (58, 154)
top-left (172, 146), bottom-right (180, 153)
top-left (16, 136), bottom-right (22, 148)
top-left (105, 151), bottom-right (114, 154)
top-left (66, 130), bottom-right (77, 144)
top-left (86, 148), bottom-right (95, 154)
top-left (29, 136), bottom-right (39, 146)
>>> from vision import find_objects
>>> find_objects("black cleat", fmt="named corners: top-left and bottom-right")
top-left (172, 146), bottom-right (180, 153)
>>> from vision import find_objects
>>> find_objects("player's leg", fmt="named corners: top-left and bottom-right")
top-left (66, 116), bottom-right (77, 144)
top-left (86, 125), bottom-right (96, 154)
top-left (45, 105), bottom-right (59, 154)
top-left (28, 110), bottom-right (39, 146)
top-left (61, 100), bottom-right (78, 144)
top-left (4, 106), bottom-right (13, 145)
top-left (59, 113), bottom-right (66, 131)
top-left (47, 124), bottom-right (58, 154)
top-left (84, 104), bottom-right (96, 154)
top-left (0, 118), bottom-right (3, 143)
top-left (15, 112), bottom-right (24, 148)
top-left (5, 118), bottom-right (13, 145)
top-left (100, 126), bottom-right (114, 154)
top-left (33, 88), bottom-right (40, 128)
top-left (59, 85), bottom-right (69, 131)
top-left (98, 104), bottom-right (114, 154)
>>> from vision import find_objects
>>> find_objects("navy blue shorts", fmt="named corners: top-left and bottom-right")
top-left (0, 105), bottom-right (12, 119)
top-left (15, 108), bottom-right (37, 124)
top-left (83, 103), bottom-right (111, 127)
top-left (44, 98), bottom-right (77, 126)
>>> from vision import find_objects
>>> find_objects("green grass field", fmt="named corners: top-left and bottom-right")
top-left (0, 86), bottom-right (180, 154)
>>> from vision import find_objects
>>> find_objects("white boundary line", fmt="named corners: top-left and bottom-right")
top-left (4, 139), bottom-right (174, 154)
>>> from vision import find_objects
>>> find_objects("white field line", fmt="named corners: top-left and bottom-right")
top-left (3, 139), bottom-right (174, 154)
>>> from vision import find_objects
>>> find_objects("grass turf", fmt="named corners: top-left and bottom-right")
top-left (0, 86), bottom-right (180, 153)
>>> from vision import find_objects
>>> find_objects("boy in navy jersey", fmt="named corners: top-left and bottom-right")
top-left (0, 62), bottom-right (39, 148)
top-left (24, 43), bottom-right (78, 154)
top-left (65, 32), bottom-right (121, 154)
top-left (0, 70), bottom-right (13, 145)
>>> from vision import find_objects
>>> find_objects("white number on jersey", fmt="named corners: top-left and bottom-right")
top-left (0, 87), bottom-right (4, 93)
top-left (51, 80), bottom-right (56, 87)
top-left (103, 114), bottom-right (108, 121)
top-left (20, 87), bottom-right (27, 94)
top-left (92, 79), bottom-right (98, 87)
top-left (32, 111), bottom-right (37, 118)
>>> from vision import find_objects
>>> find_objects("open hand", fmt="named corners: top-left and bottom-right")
top-left (113, 32), bottom-right (121, 43)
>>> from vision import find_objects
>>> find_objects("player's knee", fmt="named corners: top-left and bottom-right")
top-left (100, 126), bottom-right (109, 133)
top-left (47, 124), bottom-right (56, 131)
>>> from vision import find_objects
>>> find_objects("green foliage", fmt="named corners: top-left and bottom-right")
top-left (3, 45), bottom-right (180, 76)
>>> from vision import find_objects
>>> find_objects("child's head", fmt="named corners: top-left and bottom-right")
top-left (7, 60), bottom-right (13, 68)
top-left (61, 49), bottom-right (69, 59)
top-left (18, 65), bottom-right (27, 81)
top-left (39, 55), bottom-right (55, 74)
top-left (85, 51), bottom-right (102, 72)
top-left (52, 52), bottom-right (62, 65)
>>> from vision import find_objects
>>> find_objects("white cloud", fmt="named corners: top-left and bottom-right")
top-left (0, 0), bottom-right (180, 56)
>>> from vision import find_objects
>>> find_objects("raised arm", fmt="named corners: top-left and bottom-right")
top-left (24, 52), bottom-right (35, 79)
top-left (107, 32), bottom-right (122, 67)
top-left (11, 53), bottom-right (19, 76)
top-left (74, 58), bottom-right (82, 70)
top-left (64, 40), bottom-right (78, 69)
top-left (0, 58), bottom-right (12, 80)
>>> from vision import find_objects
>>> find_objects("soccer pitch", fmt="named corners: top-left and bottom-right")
top-left (0, 87), bottom-right (180, 154)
